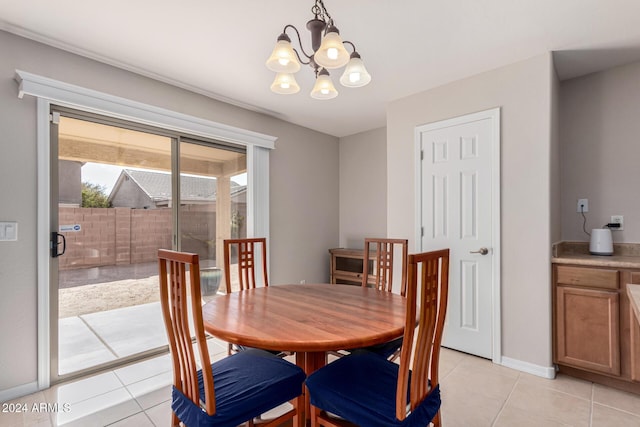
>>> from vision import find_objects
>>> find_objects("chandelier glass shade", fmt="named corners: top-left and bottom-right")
top-left (265, 0), bottom-right (371, 99)
top-left (310, 69), bottom-right (338, 99)
top-left (270, 72), bottom-right (301, 94)
top-left (339, 52), bottom-right (371, 87)
top-left (313, 27), bottom-right (350, 69)
top-left (265, 36), bottom-right (301, 74)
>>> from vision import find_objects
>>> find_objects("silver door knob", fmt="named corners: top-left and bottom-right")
top-left (470, 247), bottom-right (489, 255)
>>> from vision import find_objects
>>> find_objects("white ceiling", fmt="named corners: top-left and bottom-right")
top-left (2, 0), bottom-right (640, 137)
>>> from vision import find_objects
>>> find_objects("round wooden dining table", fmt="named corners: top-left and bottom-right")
top-left (201, 283), bottom-right (407, 375)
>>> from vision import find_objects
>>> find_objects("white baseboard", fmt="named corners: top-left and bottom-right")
top-left (501, 356), bottom-right (556, 379)
top-left (0, 381), bottom-right (39, 403)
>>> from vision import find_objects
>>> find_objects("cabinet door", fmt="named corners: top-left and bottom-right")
top-left (556, 286), bottom-right (620, 375)
top-left (631, 312), bottom-right (640, 382)
top-left (623, 271), bottom-right (640, 381)
top-left (627, 275), bottom-right (640, 381)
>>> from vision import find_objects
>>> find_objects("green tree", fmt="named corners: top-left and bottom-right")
top-left (81, 182), bottom-right (111, 208)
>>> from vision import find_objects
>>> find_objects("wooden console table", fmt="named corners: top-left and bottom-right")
top-left (328, 248), bottom-right (376, 286)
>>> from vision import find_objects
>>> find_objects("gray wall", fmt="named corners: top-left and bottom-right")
top-left (560, 60), bottom-right (640, 243)
top-left (0, 30), bottom-right (339, 396)
top-left (387, 53), bottom-right (557, 369)
top-left (338, 127), bottom-right (387, 248)
top-left (58, 160), bottom-right (82, 206)
top-left (109, 176), bottom-right (155, 209)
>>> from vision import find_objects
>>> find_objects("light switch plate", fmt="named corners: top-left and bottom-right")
top-left (0, 222), bottom-right (18, 241)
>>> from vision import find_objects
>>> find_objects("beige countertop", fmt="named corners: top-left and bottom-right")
top-left (629, 284), bottom-right (640, 325)
top-left (552, 241), bottom-right (640, 269)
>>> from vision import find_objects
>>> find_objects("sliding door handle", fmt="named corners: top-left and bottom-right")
top-left (51, 232), bottom-right (66, 258)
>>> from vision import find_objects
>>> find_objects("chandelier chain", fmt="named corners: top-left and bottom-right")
top-left (313, 0), bottom-right (334, 27)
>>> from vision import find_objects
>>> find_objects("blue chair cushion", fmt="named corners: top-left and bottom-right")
top-left (233, 343), bottom-right (284, 356)
top-left (362, 335), bottom-right (404, 359)
top-left (306, 351), bottom-right (441, 427)
top-left (172, 348), bottom-right (305, 427)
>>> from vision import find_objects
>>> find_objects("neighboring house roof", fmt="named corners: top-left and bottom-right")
top-left (108, 169), bottom-right (245, 204)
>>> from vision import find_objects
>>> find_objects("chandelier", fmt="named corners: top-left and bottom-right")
top-left (265, 0), bottom-right (371, 100)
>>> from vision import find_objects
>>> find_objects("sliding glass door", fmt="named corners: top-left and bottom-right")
top-left (50, 109), bottom-right (246, 381)
top-left (178, 139), bottom-right (247, 302)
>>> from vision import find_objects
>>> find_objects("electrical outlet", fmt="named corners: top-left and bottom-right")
top-left (611, 215), bottom-right (624, 231)
top-left (577, 198), bottom-right (589, 213)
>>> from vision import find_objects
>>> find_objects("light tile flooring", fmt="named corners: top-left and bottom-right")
top-left (2, 343), bottom-right (640, 426)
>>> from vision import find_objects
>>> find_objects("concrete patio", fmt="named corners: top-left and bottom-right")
top-left (55, 254), bottom-right (269, 382)
top-left (59, 302), bottom-right (170, 375)
top-left (57, 261), bottom-right (227, 375)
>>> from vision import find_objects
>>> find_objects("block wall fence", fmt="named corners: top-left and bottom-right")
top-left (58, 206), bottom-right (223, 270)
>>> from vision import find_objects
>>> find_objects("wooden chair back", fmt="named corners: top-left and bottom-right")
top-left (396, 249), bottom-right (449, 425)
top-left (157, 249), bottom-right (216, 424)
top-left (223, 237), bottom-right (269, 294)
top-left (362, 238), bottom-right (408, 296)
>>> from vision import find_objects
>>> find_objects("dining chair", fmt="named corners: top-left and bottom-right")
top-left (158, 249), bottom-right (305, 427)
top-left (362, 237), bottom-right (409, 296)
top-left (306, 248), bottom-right (450, 427)
top-left (329, 238), bottom-right (409, 360)
top-left (223, 237), bottom-right (287, 356)
top-left (360, 237), bottom-right (408, 361)
top-left (223, 237), bottom-right (269, 293)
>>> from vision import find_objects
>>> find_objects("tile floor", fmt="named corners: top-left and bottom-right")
top-left (2, 343), bottom-right (640, 426)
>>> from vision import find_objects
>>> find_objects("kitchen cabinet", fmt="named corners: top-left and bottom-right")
top-left (555, 282), bottom-right (620, 375)
top-left (628, 284), bottom-right (640, 382)
top-left (328, 248), bottom-right (375, 286)
top-left (552, 261), bottom-right (640, 393)
top-left (631, 304), bottom-right (640, 382)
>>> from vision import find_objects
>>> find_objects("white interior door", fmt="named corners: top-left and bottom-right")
top-left (416, 108), bottom-right (500, 360)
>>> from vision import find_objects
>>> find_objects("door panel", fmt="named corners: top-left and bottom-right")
top-left (431, 174), bottom-right (448, 239)
top-left (50, 111), bottom-right (248, 381)
top-left (418, 109), bottom-right (499, 359)
top-left (178, 139), bottom-right (247, 298)
top-left (461, 260), bottom-right (479, 330)
top-left (461, 170), bottom-right (477, 239)
top-left (53, 114), bottom-right (173, 379)
top-left (49, 112), bottom-right (61, 381)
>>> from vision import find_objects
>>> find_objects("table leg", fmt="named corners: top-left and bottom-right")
top-left (296, 351), bottom-right (327, 426)
top-left (298, 351), bottom-right (327, 375)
